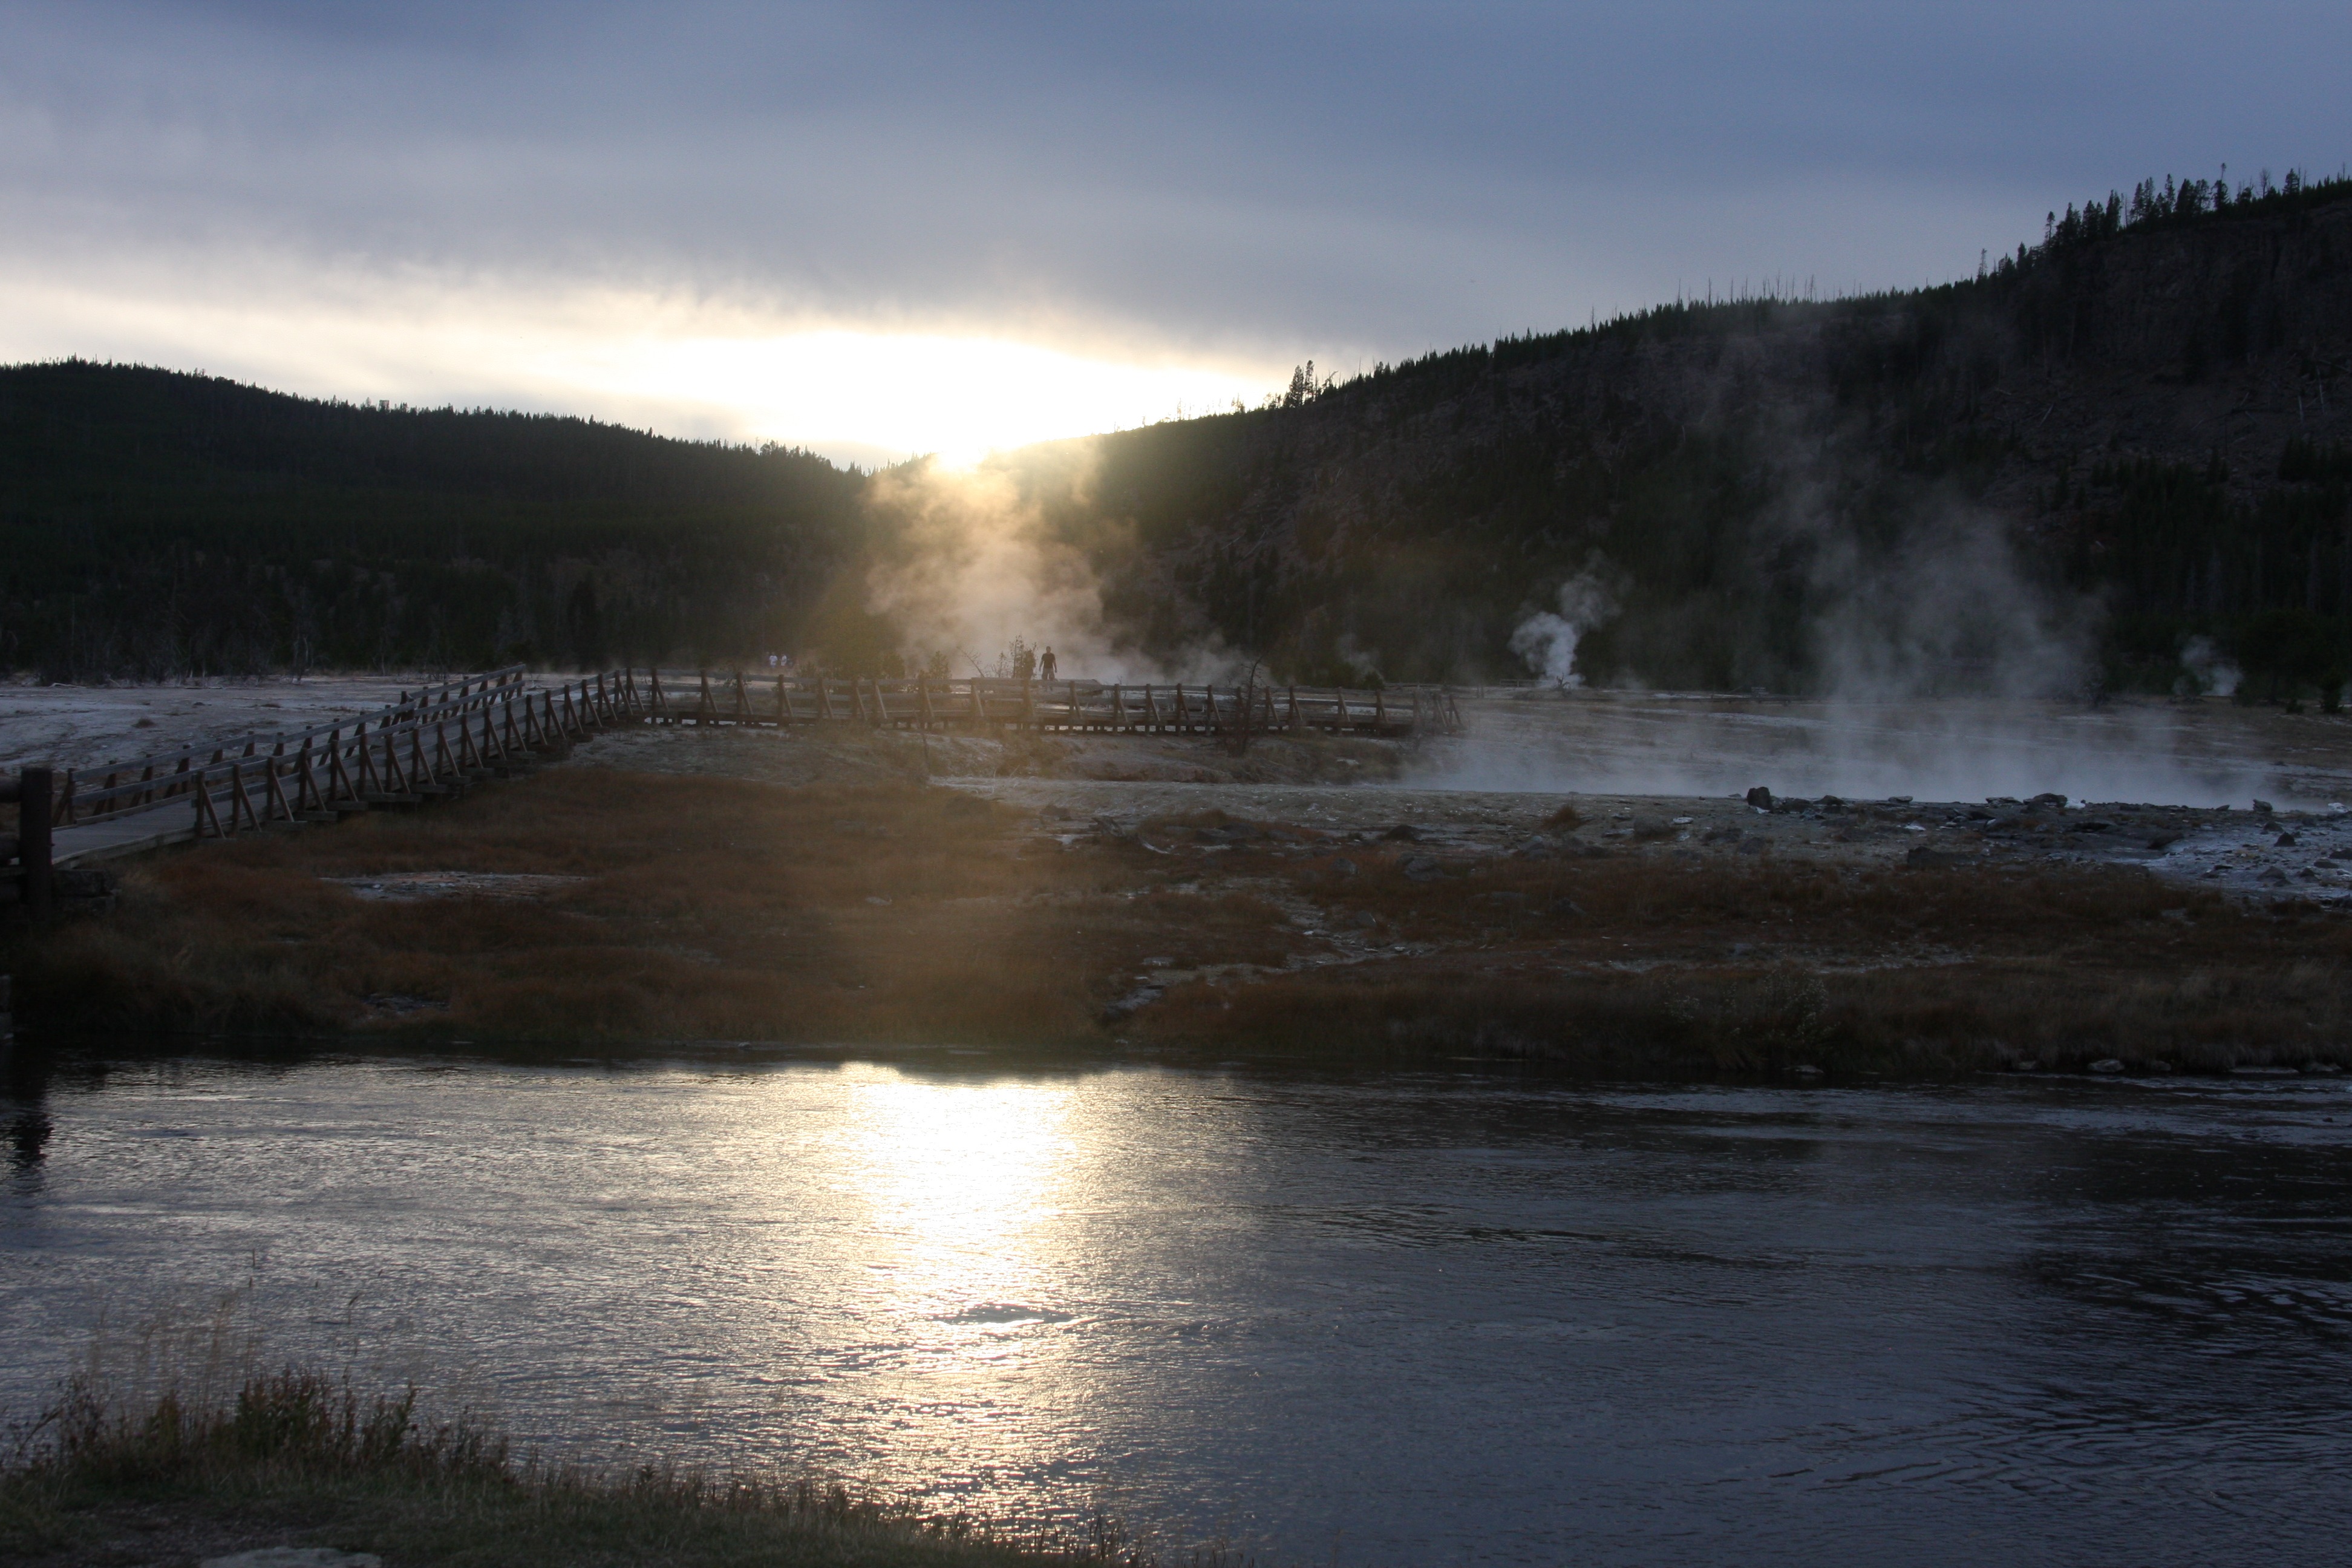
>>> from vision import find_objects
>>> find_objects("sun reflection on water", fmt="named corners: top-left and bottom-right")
top-left (830, 1070), bottom-right (1084, 1359)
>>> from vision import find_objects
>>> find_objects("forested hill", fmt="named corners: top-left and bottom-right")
top-left (8, 168), bottom-right (2352, 692)
top-left (0, 362), bottom-right (867, 676)
top-left (1001, 170), bottom-right (2352, 696)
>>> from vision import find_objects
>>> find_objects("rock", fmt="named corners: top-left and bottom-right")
top-left (2307, 1062), bottom-right (2345, 1074)
top-left (1350, 909), bottom-right (1379, 929)
top-left (1380, 823), bottom-right (1422, 841)
top-left (1098, 984), bottom-right (1165, 1024)
top-left (1547, 897), bottom-right (1586, 918)
top-left (2146, 832), bottom-right (2181, 849)
top-left (1789, 1063), bottom-right (1824, 1077)
top-left (1736, 837), bottom-right (1768, 855)
top-left (1330, 857), bottom-right (1359, 878)
top-left (1400, 854), bottom-right (1444, 881)
top-left (1884, 795), bottom-right (1913, 805)
top-left (1509, 836), bottom-right (1557, 859)
top-left (1745, 786), bottom-right (1774, 809)
top-left (2259, 867), bottom-right (2290, 886)
top-left (2276, 831), bottom-right (2298, 846)
top-left (2088, 1058), bottom-right (2126, 1074)
top-left (2146, 1060), bottom-right (2177, 1074)
top-left (2253, 799), bottom-right (2275, 814)
top-left (202, 1552), bottom-right (384, 1568)
top-left (2031, 792), bottom-right (2068, 808)
top-left (2013, 1059), bottom-right (2040, 1073)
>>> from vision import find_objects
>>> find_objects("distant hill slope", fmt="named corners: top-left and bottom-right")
top-left (999, 172), bottom-right (2352, 695)
top-left (0, 362), bottom-right (867, 676)
top-left (8, 171), bottom-right (2351, 693)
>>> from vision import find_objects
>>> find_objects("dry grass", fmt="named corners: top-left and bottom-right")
top-left (8, 768), bottom-right (2350, 1072)
top-left (10, 769), bottom-right (1307, 1046)
top-left (2, 1363), bottom-right (1155, 1568)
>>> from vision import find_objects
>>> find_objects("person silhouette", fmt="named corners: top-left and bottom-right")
top-left (1039, 645), bottom-right (1058, 682)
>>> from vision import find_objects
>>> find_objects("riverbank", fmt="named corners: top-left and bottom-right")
top-left (5, 746), bottom-right (2349, 1073)
top-left (0, 1368), bottom-right (1107, 1568)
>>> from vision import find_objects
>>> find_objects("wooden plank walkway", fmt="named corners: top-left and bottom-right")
top-left (630, 668), bottom-right (1460, 737)
top-left (3, 665), bottom-right (1453, 891)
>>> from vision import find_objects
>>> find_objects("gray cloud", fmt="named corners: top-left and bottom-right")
top-left (6, 1), bottom-right (2348, 376)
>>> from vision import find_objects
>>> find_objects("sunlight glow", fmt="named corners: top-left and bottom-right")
top-left (0, 259), bottom-right (1281, 469)
top-left (563, 332), bottom-right (1261, 469)
top-left (833, 1071), bottom-right (1082, 1344)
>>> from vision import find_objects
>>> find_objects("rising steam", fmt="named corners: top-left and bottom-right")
top-left (861, 459), bottom-right (1226, 683)
top-left (1508, 565), bottom-right (1618, 688)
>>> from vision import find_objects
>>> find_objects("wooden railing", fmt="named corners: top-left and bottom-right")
top-left (626, 669), bottom-right (1460, 736)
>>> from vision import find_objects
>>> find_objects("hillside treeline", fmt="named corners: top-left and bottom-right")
top-left (6, 166), bottom-right (2351, 694)
top-left (990, 169), bottom-right (2352, 696)
top-left (0, 361), bottom-right (866, 678)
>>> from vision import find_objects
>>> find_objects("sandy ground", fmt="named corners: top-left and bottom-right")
top-left (0, 673), bottom-right (452, 773)
top-left (560, 701), bottom-right (2352, 907)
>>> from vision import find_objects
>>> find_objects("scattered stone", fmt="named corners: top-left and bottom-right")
top-left (1400, 854), bottom-right (1444, 881)
top-left (1670, 815), bottom-right (1693, 826)
top-left (2253, 799), bottom-right (2276, 814)
top-left (202, 1553), bottom-right (384, 1568)
top-left (1381, 823), bottom-right (1422, 841)
top-left (1098, 984), bottom-right (1165, 1023)
top-left (2088, 1059), bottom-right (2126, 1074)
top-left (2276, 831), bottom-right (2299, 846)
top-left (1746, 786), bottom-right (1774, 809)
top-left (2259, 867), bottom-right (2291, 886)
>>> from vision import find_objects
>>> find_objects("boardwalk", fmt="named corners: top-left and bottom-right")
top-left (2, 667), bottom-right (1451, 907)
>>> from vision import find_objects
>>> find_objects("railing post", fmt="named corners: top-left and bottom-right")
top-left (19, 766), bottom-right (53, 920)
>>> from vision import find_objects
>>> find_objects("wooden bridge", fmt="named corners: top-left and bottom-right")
top-left (1, 667), bottom-right (1452, 910)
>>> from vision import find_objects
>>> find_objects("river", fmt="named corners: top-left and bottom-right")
top-left (4, 1051), bottom-right (2348, 1565)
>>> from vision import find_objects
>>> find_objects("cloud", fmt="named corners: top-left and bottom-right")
top-left (5, 1), bottom-right (2349, 447)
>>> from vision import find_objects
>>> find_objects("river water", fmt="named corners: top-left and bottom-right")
top-left (5, 1051), bottom-right (2349, 1566)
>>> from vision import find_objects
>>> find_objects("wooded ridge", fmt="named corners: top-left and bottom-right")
top-left (6, 168), bottom-right (2349, 694)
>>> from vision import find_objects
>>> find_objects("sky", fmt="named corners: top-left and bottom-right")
top-left (4, 1), bottom-right (2347, 467)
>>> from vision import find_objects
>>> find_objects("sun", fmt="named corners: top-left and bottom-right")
top-left (589, 329), bottom-right (1267, 468)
